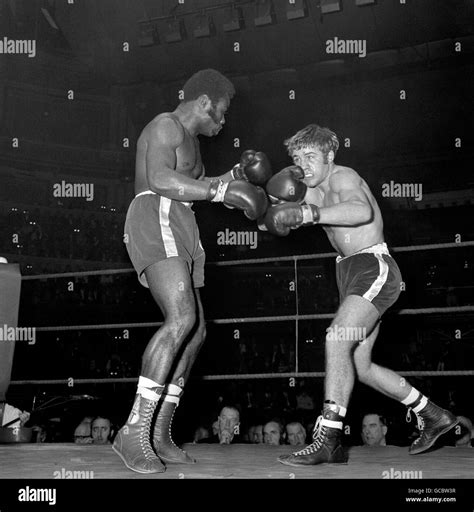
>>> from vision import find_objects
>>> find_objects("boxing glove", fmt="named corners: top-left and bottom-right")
top-left (231, 150), bottom-right (273, 186)
top-left (207, 179), bottom-right (268, 220)
top-left (265, 165), bottom-right (307, 204)
top-left (259, 202), bottom-right (320, 236)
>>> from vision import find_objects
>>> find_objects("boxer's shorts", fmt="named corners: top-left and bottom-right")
top-left (124, 192), bottom-right (205, 288)
top-left (335, 243), bottom-right (402, 316)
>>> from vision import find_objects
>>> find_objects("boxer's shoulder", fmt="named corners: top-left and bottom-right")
top-left (139, 113), bottom-right (185, 147)
top-left (328, 166), bottom-right (362, 190)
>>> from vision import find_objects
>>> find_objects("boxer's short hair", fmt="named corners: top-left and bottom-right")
top-left (182, 69), bottom-right (235, 104)
top-left (284, 124), bottom-right (339, 159)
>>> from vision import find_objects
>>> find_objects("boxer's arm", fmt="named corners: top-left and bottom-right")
top-left (200, 169), bottom-right (234, 183)
top-left (146, 117), bottom-right (211, 201)
top-left (316, 170), bottom-right (372, 226)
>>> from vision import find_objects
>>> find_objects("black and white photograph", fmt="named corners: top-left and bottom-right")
top-left (0, 0), bottom-right (473, 507)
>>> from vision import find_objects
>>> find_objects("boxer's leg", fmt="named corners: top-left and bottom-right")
top-left (324, 295), bottom-right (380, 406)
top-left (354, 323), bottom-right (459, 455)
top-left (113, 258), bottom-right (197, 474)
top-left (279, 295), bottom-right (379, 466)
top-left (354, 323), bottom-right (412, 399)
top-left (153, 288), bottom-right (206, 463)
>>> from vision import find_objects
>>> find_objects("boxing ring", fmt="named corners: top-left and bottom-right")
top-left (2, 241), bottom-right (474, 482)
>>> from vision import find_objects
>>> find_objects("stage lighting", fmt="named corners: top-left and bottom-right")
top-left (320, 0), bottom-right (341, 14)
top-left (165, 18), bottom-right (186, 43)
top-left (254, 0), bottom-right (275, 27)
top-left (223, 6), bottom-right (244, 32)
top-left (286, 0), bottom-right (307, 20)
top-left (138, 21), bottom-right (159, 47)
top-left (41, 7), bottom-right (59, 30)
top-left (193, 14), bottom-right (215, 38)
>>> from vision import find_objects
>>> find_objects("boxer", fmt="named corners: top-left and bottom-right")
top-left (259, 124), bottom-right (458, 465)
top-left (114, 69), bottom-right (271, 473)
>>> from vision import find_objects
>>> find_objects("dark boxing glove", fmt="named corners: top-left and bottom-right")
top-left (258, 202), bottom-right (320, 236)
top-left (207, 179), bottom-right (268, 220)
top-left (265, 165), bottom-right (307, 204)
top-left (231, 150), bottom-right (273, 186)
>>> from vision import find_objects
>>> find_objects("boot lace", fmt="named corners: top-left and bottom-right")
top-left (167, 406), bottom-right (180, 449)
top-left (293, 416), bottom-right (326, 456)
top-left (140, 401), bottom-right (158, 460)
top-left (407, 407), bottom-right (425, 445)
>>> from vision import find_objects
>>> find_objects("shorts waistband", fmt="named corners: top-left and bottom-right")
top-left (336, 243), bottom-right (390, 263)
top-left (134, 190), bottom-right (193, 208)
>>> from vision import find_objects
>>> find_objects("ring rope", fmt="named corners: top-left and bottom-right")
top-left (32, 306), bottom-right (474, 332)
top-left (20, 240), bottom-right (474, 281)
top-left (9, 370), bottom-right (474, 386)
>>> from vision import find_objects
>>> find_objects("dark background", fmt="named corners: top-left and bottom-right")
top-left (0, 0), bottom-right (473, 445)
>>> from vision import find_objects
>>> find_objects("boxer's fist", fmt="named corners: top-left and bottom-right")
top-left (258, 202), bottom-right (320, 236)
top-left (231, 150), bottom-right (273, 186)
top-left (207, 179), bottom-right (268, 220)
top-left (265, 165), bottom-right (307, 204)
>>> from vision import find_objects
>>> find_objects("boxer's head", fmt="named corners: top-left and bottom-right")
top-left (182, 69), bottom-right (235, 137)
top-left (284, 124), bottom-right (339, 188)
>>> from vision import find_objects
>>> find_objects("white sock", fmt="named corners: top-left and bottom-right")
top-left (137, 376), bottom-right (164, 402)
top-left (401, 387), bottom-right (428, 412)
top-left (164, 384), bottom-right (183, 405)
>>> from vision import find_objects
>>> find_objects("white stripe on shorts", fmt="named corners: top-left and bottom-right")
top-left (159, 197), bottom-right (179, 258)
top-left (362, 253), bottom-right (389, 303)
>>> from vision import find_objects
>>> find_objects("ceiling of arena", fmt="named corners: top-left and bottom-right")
top-left (3, 0), bottom-right (473, 86)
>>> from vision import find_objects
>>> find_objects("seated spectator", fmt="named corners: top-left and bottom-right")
top-left (0, 401), bottom-right (30, 428)
top-left (91, 416), bottom-right (113, 445)
top-left (198, 406), bottom-right (241, 444)
top-left (285, 422), bottom-right (306, 446)
top-left (73, 417), bottom-right (93, 444)
top-left (263, 420), bottom-right (285, 446)
top-left (455, 416), bottom-right (473, 447)
top-left (361, 413), bottom-right (388, 447)
top-left (192, 426), bottom-right (211, 443)
top-left (31, 424), bottom-right (48, 443)
top-left (247, 424), bottom-right (263, 444)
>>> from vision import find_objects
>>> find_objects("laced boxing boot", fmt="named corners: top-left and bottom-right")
top-left (152, 395), bottom-right (195, 464)
top-left (408, 398), bottom-right (459, 455)
top-left (278, 407), bottom-right (348, 466)
top-left (113, 392), bottom-right (166, 474)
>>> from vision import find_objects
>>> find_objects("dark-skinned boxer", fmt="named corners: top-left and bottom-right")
top-left (259, 124), bottom-right (458, 466)
top-left (114, 69), bottom-right (271, 474)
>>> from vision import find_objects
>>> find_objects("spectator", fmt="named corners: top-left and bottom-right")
top-left (192, 426), bottom-right (210, 443)
top-left (247, 424), bottom-right (263, 444)
top-left (361, 413), bottom-right (388, 447)
top-left (285, 422), bottom-right (306, 446)
top-left (263, 420), bottom-right (285, 446)
top-left (73, 417), bottom-right (93, 444)
top-left (91, 416), bottom-right (113, 445)
top-left (199, 406), bottom-right (241, 444)
top-left (455, 416), bottom-right (472, 448)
